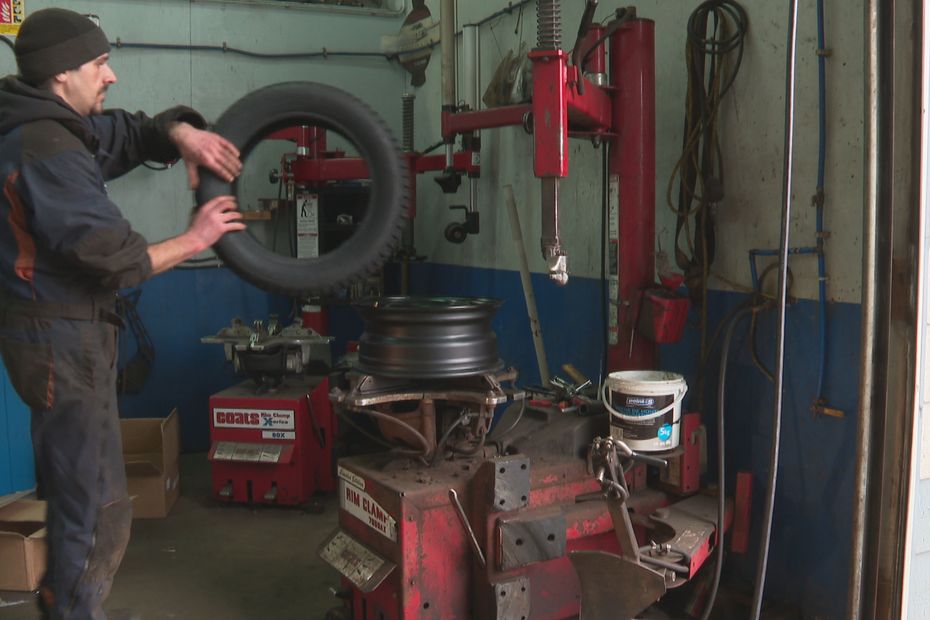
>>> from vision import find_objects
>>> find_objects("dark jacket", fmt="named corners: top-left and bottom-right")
top-left (0, 75), bottom-right (206, 303)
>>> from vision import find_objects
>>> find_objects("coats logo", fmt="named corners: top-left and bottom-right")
top-left (215, 411), bottom-right (260, 426)
top-left (213, 408), bottom-right (295, 430)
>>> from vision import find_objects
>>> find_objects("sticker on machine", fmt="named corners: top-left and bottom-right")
top-left (213, 408), bottom-right (295, 430)
top-left (338, 465), bottom-right (366, 491)
top-left (340, 480), bottom-right (397, 542)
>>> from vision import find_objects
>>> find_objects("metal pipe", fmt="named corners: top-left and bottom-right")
top-left (750, 1), bottom-right (800, 617)
top-left (441, 0), bottom-right (457, 110)
top-left (462, 24), bottom-right (480, 111)
top-left (195, 0), bottom-right (406, 18)
top-left (468, 177), bottom-right (479, 215)
top-left (848, 0), bottom-right (880, 616)
top-left (540, 178), bottom-right (567, 285)
top-left (504, 185), bottom-right (550, 385)
top-left (464, 24), bottom-right (480, 218)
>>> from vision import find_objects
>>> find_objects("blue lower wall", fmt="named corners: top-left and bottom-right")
top-left (117, 267), bottom-right (292, 452)
top-left (0, 359), bottom-right (34, 495)
top-left (0, 260), bottom-right (859, 616)
top-left (661, 289), bottom-right (860, 618)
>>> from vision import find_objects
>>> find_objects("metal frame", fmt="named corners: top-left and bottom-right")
top-left (851, 0), bottom-right (924, 617)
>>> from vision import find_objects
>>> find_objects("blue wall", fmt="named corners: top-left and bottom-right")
top-left (117, 267), bottom-right (291, 452)
top-left (0, 359), bottom-right (34, 496)
top-left (661, 290), bottom-right (860, 618)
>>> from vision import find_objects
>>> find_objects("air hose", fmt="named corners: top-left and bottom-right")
top-left (700, 305), bottom-right (753, 620)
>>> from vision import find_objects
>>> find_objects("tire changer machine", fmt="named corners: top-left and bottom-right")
top-left (321, 296), bottom-right (724, 620)
top-left (201, 314), bottom-right (338, 506)
top-left (311, 2), bottom-right (735, 618)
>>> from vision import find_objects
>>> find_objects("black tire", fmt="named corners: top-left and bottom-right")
top-left (197, 82), bottom-right (409, 296)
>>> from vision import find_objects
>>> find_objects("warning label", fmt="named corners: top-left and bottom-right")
top-left (296, 192), bottom-right (319, 259)
top-left (340, 480), bottom-right (397, 542)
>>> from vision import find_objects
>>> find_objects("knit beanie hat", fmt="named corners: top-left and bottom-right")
top-left (14, 8), bottom-right (110, 85)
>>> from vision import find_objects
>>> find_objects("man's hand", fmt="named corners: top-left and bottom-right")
top-left (188, 195), bottom-right (246, 252)
top-left (169, 122), bottom-right (243, 189)
top-left (147, 196), bottom-right (245, 275)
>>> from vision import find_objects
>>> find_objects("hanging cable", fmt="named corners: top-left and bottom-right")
top-left (666, 0), bottom-right (748, 408)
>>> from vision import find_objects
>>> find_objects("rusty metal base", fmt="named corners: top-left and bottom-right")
top-left (321, 413), bottom-right (722, 620)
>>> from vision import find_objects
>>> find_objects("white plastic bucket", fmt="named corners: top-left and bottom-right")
top-left (600, 370), bottom-right (688, 452)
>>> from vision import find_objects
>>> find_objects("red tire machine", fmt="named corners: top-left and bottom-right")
top-left (201, 316), bottom-right (338, 506)
top-left (318, 297), bottom-right (725, 620)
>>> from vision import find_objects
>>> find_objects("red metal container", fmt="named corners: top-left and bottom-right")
top-left (207, 377), bottom-right (336, 505)
top-left (637, 288), bottom-right (690, 344)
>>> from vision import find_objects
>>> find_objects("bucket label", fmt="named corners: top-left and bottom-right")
top-left (657, 424), bottom-right (673, 442)
top-left (612, 409), bottom-right (677, 441)
top-left (610, 391), bottom-right (674, 418)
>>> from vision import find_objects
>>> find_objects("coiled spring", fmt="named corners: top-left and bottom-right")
top-left (536, 0), bottom-right (562, 50)
top-left (401, 93), bottom-right (415, 152)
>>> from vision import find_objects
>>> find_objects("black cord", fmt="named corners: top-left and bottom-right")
top-left (687, 1), bottom-right (749, 98)
top-left (465, 0), bottom-right (534, 30)
top-left (115, 290), bottom-right (155, 394)
top-left (420, 139), bottom-right (447, 156)
top-left (112, 40), bottom-right (394, 62)
top-left (490, 398), bottom-right (527, 440)
top-left (142, 161), bottom-right (170, 171)
top-left (579, 9), bottom-right (631, 70)
top-left (701, 306), bottom-right (752, 620)
top-left (0, 37), bottom-right (14, 53)
top-left (334, 406), bottom-right (402, 451)
top-left (669, 0), bottom-right (748, 406)
top-left (431, 409), bottom-right (472, 465)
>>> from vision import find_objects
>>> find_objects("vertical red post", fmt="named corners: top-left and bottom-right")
top-left (607, 19), bottom-right (656, 372)
top-left (529, 50), bottom-right (570, 178)
top-left (308, 126), bottom-right (327, 159)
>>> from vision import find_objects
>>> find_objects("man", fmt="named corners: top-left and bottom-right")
top-left (0, 8), bottom-right (245, 619)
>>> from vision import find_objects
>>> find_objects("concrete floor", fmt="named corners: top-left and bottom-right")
top-left (0, 454), bottom-right (342, 620)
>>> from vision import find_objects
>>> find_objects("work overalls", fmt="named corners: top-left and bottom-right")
top-left (0, 294), bottom-right (131, 620)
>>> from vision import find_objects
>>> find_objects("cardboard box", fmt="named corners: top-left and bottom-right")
top-left (0, 499), bottom-right (47, 591)
top-left (121, 409), bottom-right (180, 519)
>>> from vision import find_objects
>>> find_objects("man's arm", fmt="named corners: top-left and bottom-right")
top-left (147, 195), bottom-right (245, 275)
top-left (167, 122), bottom-right (242, 189)
top-left (90, 107), bottom-right (208, 180)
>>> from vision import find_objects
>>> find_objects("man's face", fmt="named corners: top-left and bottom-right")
top-left (60, 53), bottom-right (117, 116)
